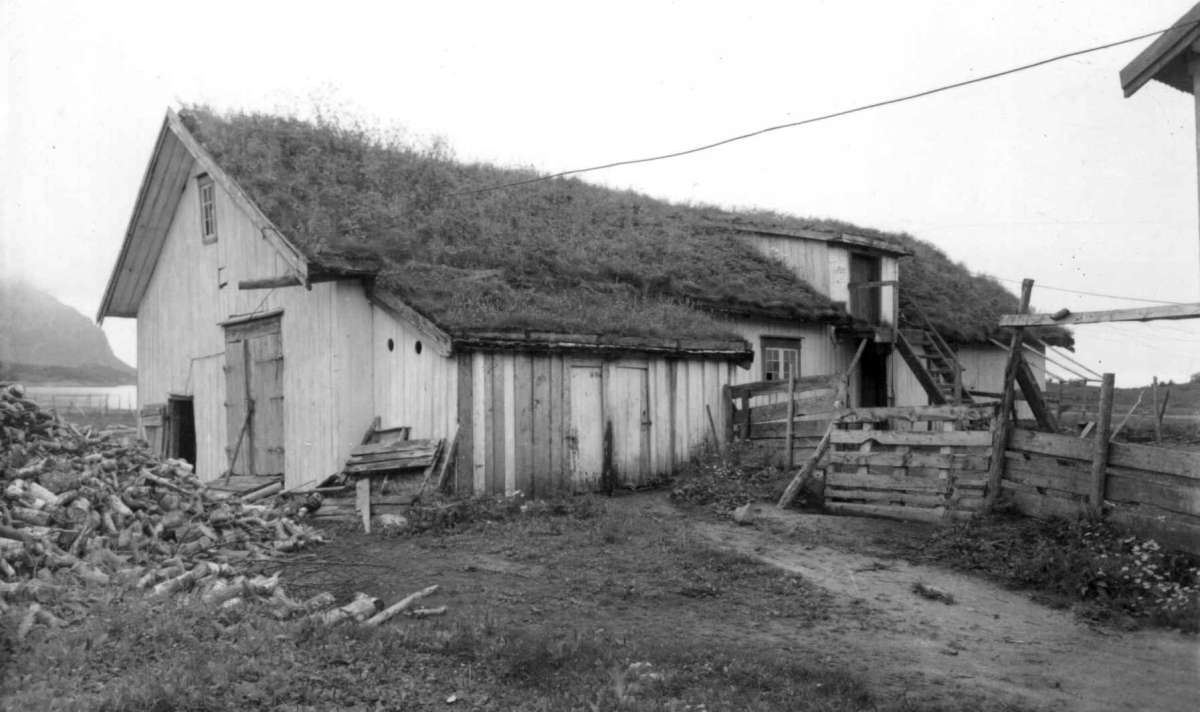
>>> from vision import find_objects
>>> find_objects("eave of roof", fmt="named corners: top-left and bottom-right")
top-left (1120, 3), bottom-right (1200, 97)
top-left (452, 330), bottom-right (753, 363)
top-left (730, 225), bottom-right (911, 257)
top-left (97, 110), bottom-right (310, 323)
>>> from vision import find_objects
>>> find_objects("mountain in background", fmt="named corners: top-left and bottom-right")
top-left (0, 279), bottom-right (136, 385)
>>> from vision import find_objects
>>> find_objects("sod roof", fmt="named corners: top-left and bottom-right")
top-left (179, 107), bottom-right (1070, 348)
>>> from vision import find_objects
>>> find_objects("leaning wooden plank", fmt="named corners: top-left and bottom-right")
top-left (830, 430), bottom-right (992, 447)
top-left (362, 585), bottom-right (440, 627)
top-left (999, 303), bottom-right (1200, 327)
top-left (824, 502), bottom-right (946, 524)
top-left (436, 427), bottom-right (460, 493)
top-left (777, 421), bottom-right (837, 508)
top-left (1014, 353), bottom-right (1058, 432)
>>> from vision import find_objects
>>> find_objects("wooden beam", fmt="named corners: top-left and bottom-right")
top-left (1014, 353), bottom-right (1057, 432)
top-left (999, 303), bottom-right (1200, 327)
top-left (987, 278), bottom-right (1032, 509)
top-left (1089, 373), bottom-right (1116, 516)
top-left (238, 276), bottom-right (304, 290)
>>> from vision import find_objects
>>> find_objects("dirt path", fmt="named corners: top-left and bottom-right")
top-left (683, 503), bottom-right (1198, 712)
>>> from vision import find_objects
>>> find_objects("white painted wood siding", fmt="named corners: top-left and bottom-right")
top-left (370, 305), bottom-right (458, 442)
top-left (137, 167), bottom-right (374, 488)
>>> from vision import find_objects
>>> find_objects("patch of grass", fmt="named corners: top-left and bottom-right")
top-left (2, 590), bottom-right (959, 712)
top-left (914, 513), bottom-right (1200, 631)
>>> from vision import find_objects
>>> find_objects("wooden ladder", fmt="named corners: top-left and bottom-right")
top-left (895, 305), bottom-right (972, 405)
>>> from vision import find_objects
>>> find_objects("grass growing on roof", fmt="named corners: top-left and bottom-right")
top-left (179, 106), bottom-right (845, 341)
top-left (179, 105), bottom-right (1069, 346)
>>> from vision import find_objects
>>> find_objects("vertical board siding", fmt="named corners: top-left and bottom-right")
top-left (461, 352), bottom-right (733, 496)
top-left (454, 354), bottom-right (474, 496)
top-left (738, 234), bottom-right (831, 295)
top-left (138, 167), bottom-right (374, 488)
top-left (472, 352), bottom-right (487, 494)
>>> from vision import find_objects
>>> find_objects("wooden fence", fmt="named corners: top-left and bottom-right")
top-left (725, 374), bottom-right (845, 464)
top-left (823, 405), bottom-right (996, 523)
top-left (1003, 428), bottom-right (1200, 552)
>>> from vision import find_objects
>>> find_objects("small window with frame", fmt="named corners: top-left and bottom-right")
top-left (198, 174), bottom-right (217, 244)
top-left (761, 337), bottom-right (802, 381)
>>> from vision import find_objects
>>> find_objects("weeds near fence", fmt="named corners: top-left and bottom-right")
top-left (915, 514), bottom-right (1200, 631)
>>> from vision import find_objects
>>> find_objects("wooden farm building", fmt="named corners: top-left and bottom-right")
top-left (98, 107), bottom-right (1070, 497)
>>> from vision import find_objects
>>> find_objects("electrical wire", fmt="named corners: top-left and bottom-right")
top-left (450, 19), bottom-right (1200, 197)
top-left (993, 278), bottom-right (1193, 305)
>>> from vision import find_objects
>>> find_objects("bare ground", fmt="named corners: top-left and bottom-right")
top-left (278, 494), bottom-right (1198, 711)
top-left (687, 502), bottom-right (1199, 712)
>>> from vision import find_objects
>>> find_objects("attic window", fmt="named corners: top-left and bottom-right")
top-left (761, 337), bottom-right (801, 382)
top-left (198, 175), bottom-right (217, 244)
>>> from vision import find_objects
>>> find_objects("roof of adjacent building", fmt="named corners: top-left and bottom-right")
top-left (1120, 3), bottom-right (1200, 96)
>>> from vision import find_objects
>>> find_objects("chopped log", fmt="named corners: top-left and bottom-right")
top-left (318, 592), bottom-right (383, 625)
top-left (363, 585), bottom-right (439, 627)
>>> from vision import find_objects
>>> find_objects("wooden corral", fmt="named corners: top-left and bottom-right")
top-left (823, 405), bottom-right (996, 523)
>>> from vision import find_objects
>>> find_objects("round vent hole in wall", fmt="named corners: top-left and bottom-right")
top-left (387, 338), bottom-right (395, 352)
top-left (415, 341), bottom-right (423, 355)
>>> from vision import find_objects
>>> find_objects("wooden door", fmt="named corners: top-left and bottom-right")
top-left (566, 364), bottom-right (605, 491)
top-left (608, 364), bottom-right (651, 487)
top-left (849, 254), bottom-right (882, 324)
top-left (224, 316), bottom-right (284, 476)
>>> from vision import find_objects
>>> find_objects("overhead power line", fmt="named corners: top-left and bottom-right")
top-left (994, 278), bottom-right (1192, 305)
top-left (451, 19), bottom-right (1200, 197)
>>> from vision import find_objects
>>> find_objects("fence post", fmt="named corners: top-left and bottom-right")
top-left (1089, 373), bottom-right (1116, 516)
top-left (1152, 376), bottom-right (1161, 443)
top-left (720, 384), bottom-right (733, 444)
top-left (784, 376), bottom-right (797, 469)
top-left (986, 278), bottom-right (1033, 509)
top-left (741, 394), bottom-right (751, 440)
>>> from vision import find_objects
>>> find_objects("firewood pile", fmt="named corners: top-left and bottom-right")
top-left (0, 383), bottom-right (340, 635)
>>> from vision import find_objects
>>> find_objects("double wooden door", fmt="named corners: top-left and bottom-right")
top-left (566, 362), bottom-right (652, 491)
top-left (224, 315), bottom-right (284, 476)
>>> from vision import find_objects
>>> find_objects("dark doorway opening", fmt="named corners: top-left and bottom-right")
top-left (859, 344), bottom-right (890, 408)
top-left (167, 396), bottom-right (196, 465)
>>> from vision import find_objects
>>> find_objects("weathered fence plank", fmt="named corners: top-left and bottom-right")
top-left (830, 430), bottom-right (992, 447)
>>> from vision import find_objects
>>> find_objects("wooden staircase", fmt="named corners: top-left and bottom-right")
top-left (895, 326), bottom-right (973, 406)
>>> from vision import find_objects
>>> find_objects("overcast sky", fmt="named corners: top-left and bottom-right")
top-left (3, 0), bottom-right (1199, 387)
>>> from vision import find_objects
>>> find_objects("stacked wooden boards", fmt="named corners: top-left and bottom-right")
top-left (822, 404), bottom-right (997, 523)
